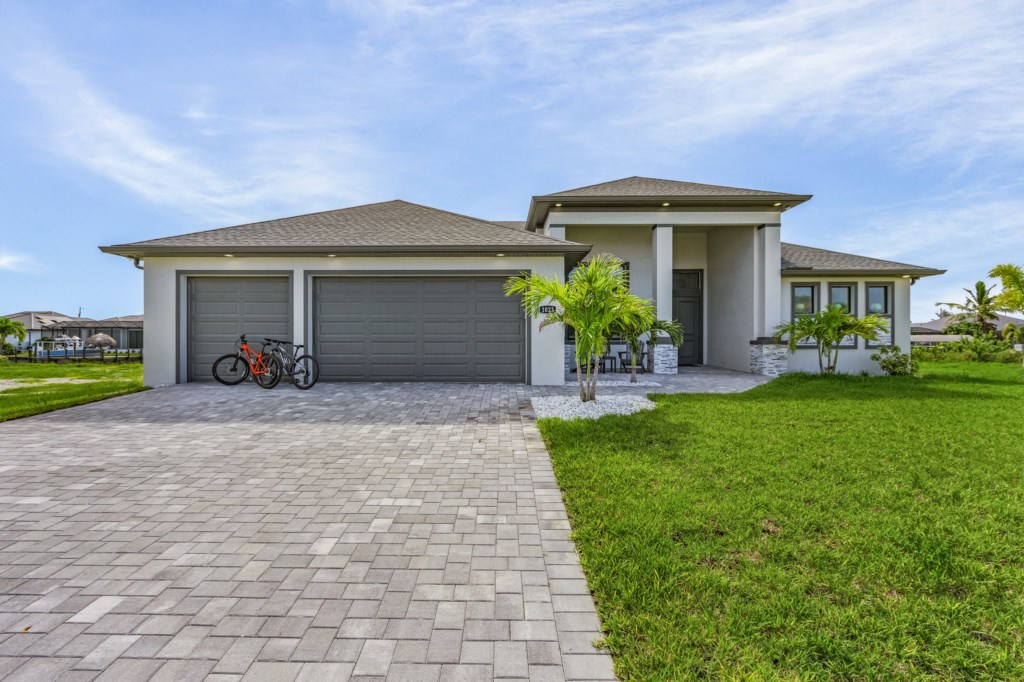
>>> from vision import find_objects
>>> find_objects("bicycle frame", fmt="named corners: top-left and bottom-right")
top-left (238, 339), bottom-right (274, 376)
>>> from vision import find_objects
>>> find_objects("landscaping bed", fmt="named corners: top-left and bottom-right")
top-left (0, 362), bottom-right (146, 421)
top-left (539, 362), bottom-right (1024, 680)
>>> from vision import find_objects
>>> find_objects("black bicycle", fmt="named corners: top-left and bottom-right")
top-left (265, 338), bottom-right (320, 390)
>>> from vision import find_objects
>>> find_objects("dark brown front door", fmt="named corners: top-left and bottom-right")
top-left (672, 270), bottom-right (703, 365)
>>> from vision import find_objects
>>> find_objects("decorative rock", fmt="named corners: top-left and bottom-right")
top-left (564, 380), bottom-right (662, 387)
top-left (532, 395), bottom-right (657, 420)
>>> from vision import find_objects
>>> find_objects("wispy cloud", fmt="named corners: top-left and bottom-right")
top-left (833, 188), bottom-right (1024, 320)
top-left (335, 0), bottom-right (1024, 165)
top-left (0, 251), bottom-right (34, 272)
top-left (0, 23), bottom-right (381, 225)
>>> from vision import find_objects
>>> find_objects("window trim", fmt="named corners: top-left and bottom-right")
top-left (865, 282), bottom-right (895, 348)
top-left (828, 281), bottom-right (858, 348)
top-left (790, 282), bottom-right (820, 349)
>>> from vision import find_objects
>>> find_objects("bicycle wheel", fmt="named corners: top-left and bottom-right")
top-left (291, 354), bottom-right (320, 390)
top-left (254, 354), bottom-right (283, 389)
top-left (212, 353), bottom-right (250, 385)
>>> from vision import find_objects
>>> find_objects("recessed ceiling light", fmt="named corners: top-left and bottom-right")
top-left (662, 202), bottom-right (671, 207)
top-left (224, 254), bottom-right (234, 257)
top-left (773, 202), bottom-right (783, 207)
top-left (327, 254), bottom-right (336, 257)
top-left (554, 203), bottom-right (562, 207)
top-left (496, 253), bottom-right (505, 257)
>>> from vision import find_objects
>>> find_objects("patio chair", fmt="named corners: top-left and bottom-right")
top-left (618, 342), bottom-right (647, 374)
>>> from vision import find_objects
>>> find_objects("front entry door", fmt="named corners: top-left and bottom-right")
top-left (672, 270), bottom-right (703, 365)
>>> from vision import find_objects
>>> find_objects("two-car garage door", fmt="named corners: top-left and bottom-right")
top-left (313, 277), bottom-right (525, 382)
top-left (187, 276), bottom-right (526, 383)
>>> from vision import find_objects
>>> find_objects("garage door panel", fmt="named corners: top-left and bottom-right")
top-left (422, 321), bottom-right (469, 335)
top-left (314, 276), bottom-right (525, 382)
top-left (188, 277), bottom-right (291, 382)
top-left (475, 320), bottom-right (523, 336)
top-left (370, 321), bottom-right (417, 335)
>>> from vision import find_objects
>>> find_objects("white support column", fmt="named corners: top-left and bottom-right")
top-left (751, 223), bottom-right (787, 376)
top-left (652, 224), bottom-right (677, 374)
top-left (758, 224), bottom-right (782, 336)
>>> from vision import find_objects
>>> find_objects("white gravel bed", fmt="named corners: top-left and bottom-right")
top-left (532, 395), bottom-right (657, 420)
top-left (564, 379), bottom-right (662, 387)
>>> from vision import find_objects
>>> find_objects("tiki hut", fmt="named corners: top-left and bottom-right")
top-left (85, 333), bottom-right (117, 349)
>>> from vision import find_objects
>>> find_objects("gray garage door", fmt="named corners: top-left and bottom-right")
top-left (187, 277), bottom-right (291, 381)
top-left (314, 277), bottom-right (526, 382)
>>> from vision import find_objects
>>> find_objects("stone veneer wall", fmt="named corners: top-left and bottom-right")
top-left (653, 344), bottom-right (678, 374)
top-left (750, 338), bottom-right (789, 377)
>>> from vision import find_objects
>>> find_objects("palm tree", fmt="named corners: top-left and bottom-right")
top-left (990, 263), bottom-right (1024, 314)
top-left (937, 281), bottom-right (1002, 335)
top-left (1003, 323), bottom-right (1024, 345)
top-left (611, 317), bottom-right (683, 384)
top-left (504, 253), bottom-right (654, 401)
top-left (773, 304), bottom-right (889, 374)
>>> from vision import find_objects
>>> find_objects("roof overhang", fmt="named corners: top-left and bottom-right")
top-left (100, 243), bottom-right (593, 263)
top-left (526, 193), bottom-right (813, 231)
top-left (781, 268), bottom-right (946, 278)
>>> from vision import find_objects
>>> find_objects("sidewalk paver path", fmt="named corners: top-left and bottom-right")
top-left (0, 383), bottom-right (617, 681)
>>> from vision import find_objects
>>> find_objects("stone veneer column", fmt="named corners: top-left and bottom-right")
top-left (749, 337), bottom-right (789, 376)
top-left (652, 224), bottom-right (677, 374)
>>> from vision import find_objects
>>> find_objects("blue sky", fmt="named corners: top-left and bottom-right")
top-left (1, 0), bottom-right (1022, 321)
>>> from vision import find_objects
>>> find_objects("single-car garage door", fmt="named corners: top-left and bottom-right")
top-left (314, 277), bottom-right (525, 382)
top-left (188, 277), bottom-right (291, 381)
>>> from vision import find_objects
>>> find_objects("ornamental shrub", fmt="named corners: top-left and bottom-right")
top-left (871, 345), bottom-right (918, 376)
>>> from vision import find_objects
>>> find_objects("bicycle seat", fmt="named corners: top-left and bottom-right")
top-left (294, 344), bottom-right (304, 349)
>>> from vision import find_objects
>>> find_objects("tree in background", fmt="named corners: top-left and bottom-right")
top-left (990, 264), bottom-right (1024, 314)
top-left (936, 281), bottom-right (1002, 335)
top-left (0, 317), bottom-right (27, 356)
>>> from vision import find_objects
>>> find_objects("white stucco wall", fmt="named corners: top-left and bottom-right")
top-left (141, 255), bottom-right (565, 387)
top-left (781, 276), bottom-right (912, 374)
top-left (564, 225), bottom-right (772, 373)
top-left (706, 227), bottom-right (759, 372)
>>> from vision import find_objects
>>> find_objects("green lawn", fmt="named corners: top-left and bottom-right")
top-left (539, 362), bottom-right (1024, 680)
top-left (0, 362), bottom-right (146, 422)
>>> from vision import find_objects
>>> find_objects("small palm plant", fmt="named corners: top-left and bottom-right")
top-left (504, 254), bottom-right (655, 401)
top-left (611, 317), bottom-right (684, 384)
top-left (773, 304), bottom-right (889, 374)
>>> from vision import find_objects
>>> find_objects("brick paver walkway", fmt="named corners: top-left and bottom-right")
top-left (0, 383), bottom-right (618, 681)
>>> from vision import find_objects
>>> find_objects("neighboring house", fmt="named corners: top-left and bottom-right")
top-left (100, 177), bottom-right (944, 386)
top-left (910, 334), bottom-right (973, 347)
top-left (1, 311), bottom-right (144, 350)
top-left (911, 313), bottom-right (1024, 336)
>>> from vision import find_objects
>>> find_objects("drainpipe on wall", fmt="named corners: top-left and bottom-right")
top-left (132, 258), bottom-right (144, 270)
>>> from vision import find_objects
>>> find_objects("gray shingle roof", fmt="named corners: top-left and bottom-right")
top-left (491, 221), bottom-right (528, 231)
top-left (545, 176), bottom-right (801, 198)
top-left (781, 243), bottom-right (943, 275)
top-left (102, 200), bottom-right (588, 256)
top-left (912, 313), bottom-right (1024, 333)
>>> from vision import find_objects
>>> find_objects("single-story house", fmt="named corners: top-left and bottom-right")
top-left (2, 311), bottom-right (144, 350)
top-left (100, 177), bottom-right (944, 386)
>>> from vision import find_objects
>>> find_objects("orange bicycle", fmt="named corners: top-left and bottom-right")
top-left (212, 335), bottom-right (283, 388)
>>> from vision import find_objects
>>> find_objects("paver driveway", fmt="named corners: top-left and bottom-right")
top-left (0, 383), bottom-right (616, 681)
